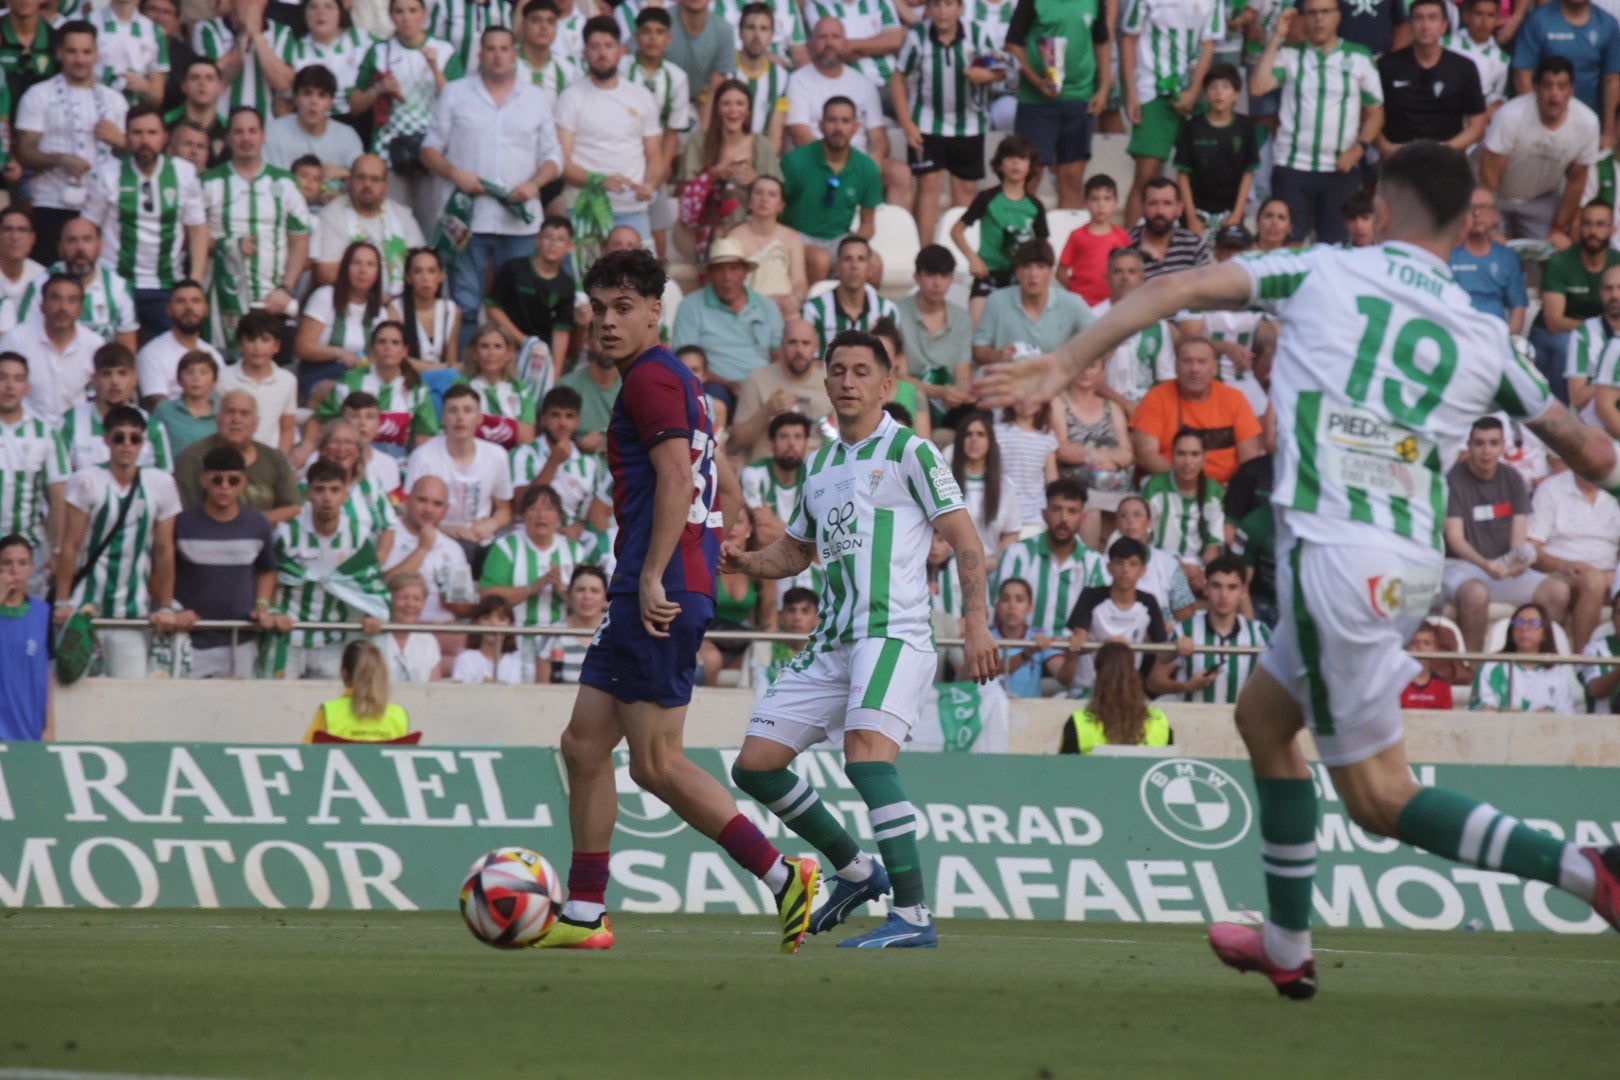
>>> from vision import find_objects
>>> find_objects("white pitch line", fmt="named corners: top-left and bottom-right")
top-left (0, 1069), bottom-right (245, 1080)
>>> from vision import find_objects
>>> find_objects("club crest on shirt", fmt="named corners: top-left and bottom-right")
top-left (868, 468), bottom-right (883, 494)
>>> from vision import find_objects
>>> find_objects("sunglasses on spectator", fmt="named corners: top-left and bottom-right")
top-left (823, 175), bottom-right (841, 208)
top-left (205, 474), bottom-right (245, 488)
top-left (110, 431), bottom-right (145, 446)
top-left (1511, 617), bottom-right (1543, 629)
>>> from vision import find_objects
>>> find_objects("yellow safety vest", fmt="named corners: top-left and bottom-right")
top-left (318, 692), bottom-right (410, 742)
top-left (1068, 706), bottom-right (1172, 755)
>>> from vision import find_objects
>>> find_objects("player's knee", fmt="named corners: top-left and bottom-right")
top-left (626, 749), bottom-right (678, 798)
top-left (1337, 775), bottom-right (1416, 838)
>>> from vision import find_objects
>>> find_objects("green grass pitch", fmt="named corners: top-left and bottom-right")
top-left (1, 910), bottom-right (1615, 1080)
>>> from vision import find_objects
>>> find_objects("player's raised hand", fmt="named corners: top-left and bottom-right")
top-left (639, 578), bottom-right (680, 638)
top-left (961, 621), bottom-right (999, 686)
top-left (973, 352), bottom-right (1071, 413)
top-left (718, 520), bottom-right (751, 575)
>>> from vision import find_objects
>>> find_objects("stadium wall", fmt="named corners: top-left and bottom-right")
top-left (51, 680), bottom-right (1620, 766)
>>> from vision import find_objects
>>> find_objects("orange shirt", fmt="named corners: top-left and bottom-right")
top-left (1130, 381), bottom-right (1261, 484)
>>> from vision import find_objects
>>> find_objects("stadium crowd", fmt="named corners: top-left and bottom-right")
top-left (7, 0), bottom-right (1620, 734)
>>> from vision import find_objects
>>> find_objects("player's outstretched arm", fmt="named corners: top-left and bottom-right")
top-left (933, 508), bottom-right (998, 685)
top-left (975, 263), bottom-right (1255, 411)
top-left (1527, 402), bottom-right (1620, 495)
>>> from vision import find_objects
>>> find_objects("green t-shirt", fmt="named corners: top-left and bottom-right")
top-left (779, 142), bottom-right (883, 241)
top-left (1006, 0), bottom-right (1102, 104)
top-left (1538, 247), bottom-right (1620, 330)
top-left (960, 187), bottom-right (1050, 273)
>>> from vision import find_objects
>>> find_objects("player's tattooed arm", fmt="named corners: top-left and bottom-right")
top-left (1528, 402), bottom-right (1620, 492)
top-left (726, 534), bottom-right (817, 580)
top-left (933, 508), bottom-right (999, 685)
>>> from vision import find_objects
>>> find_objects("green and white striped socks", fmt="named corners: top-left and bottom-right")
top-left (732, 766), bottom-right (861, 871)
top-left (847, 760), bottom-right (928, 924)
top-left (1256, 777), bottom-right (1318, 969)
top-left (1396, 788), bottom-right (1596, 901)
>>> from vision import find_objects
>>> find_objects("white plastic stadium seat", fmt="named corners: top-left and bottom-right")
top-left (1044, 208), bottom-right (1091, 261)
top-left (1086, 134), bottom-right (1134, 210)
top-left (806, 278), bottom-right (837, 302)
top-left (660, 279), bottom-right (683, 338)
top-left (871, 203), bottom-right (922, 293)
top-left (934, 206), bottom-right (978, 281)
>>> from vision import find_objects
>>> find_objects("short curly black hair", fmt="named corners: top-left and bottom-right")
top-left (582, 247), bottom-right (668, 301)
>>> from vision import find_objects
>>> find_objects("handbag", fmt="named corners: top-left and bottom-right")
top-left (388, 130), bottom-right (428, 177)
top-left (54, 478), bottom-right (140, 684)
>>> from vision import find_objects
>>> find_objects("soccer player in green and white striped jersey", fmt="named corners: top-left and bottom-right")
top-left (993, 476), bottom-right (1107, 633)
top-left (976, 141), bottom-right (1620, 993)
top-left (1248, 3), bottom-right (1382, 245)
top-left (190, 4), bottom-right (295, 119)
top-left (891, 0), bottom-right (1000, 248)
top-left (0, 353), bottom-right (68, 559)
top-left (734, 2), bottom-right (790, 151)
top-left (54, 405), bottom-right (181, 676)
top-left (200, 107), bottom-right (310, 348)
top-left (270, 458), bottom-right (390, 680)
top-left (86, 104), bottom-right (209, 303)
top-left (722, 327), bottom-right (997, 948)
top-left (801, 236), bottom-right (898, 355)
top-left (60, 344), bottom-right (173, 473)
top-left (1148, 555), bottom-right (1269, 703)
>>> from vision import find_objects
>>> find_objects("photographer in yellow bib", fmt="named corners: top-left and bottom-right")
top-left (304, 640), bottom-right (411, 742)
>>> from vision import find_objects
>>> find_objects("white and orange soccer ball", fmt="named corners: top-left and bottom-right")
top-left (459, 847), bottom-right (563, 949)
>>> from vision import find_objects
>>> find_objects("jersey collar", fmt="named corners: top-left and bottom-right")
top-left (836, 410), bottom-right (897, 450)
top-left (1380, 242), bottom-right (1456, 285)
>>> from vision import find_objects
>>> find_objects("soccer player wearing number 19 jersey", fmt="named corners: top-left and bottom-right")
top-left (545, 249), bottom-right (819, 954)
top-left (977, 143), bottom-right (1620, 997)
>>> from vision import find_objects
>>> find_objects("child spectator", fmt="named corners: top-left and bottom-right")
top-left (1058, 537), bottom-right (1171, 695)
top-left (337, 392), bottom-right (405, 497)
top-left (487, 216), bottom-right (577, 377)
top-left (1173, 63), bottom-right (1261, 235)
top-left (478, 484), bottom-right (584, 677)
top-left (151, 349), bottom-right (220, 456)
top-left (1141, 429), bottom-right (1224, 577)
top-left (1469, 603), bottom-right (1576, 713)
top-left (1342, 189), bottom-right (1377, 247)
top-left (890, 0), bottom-right (1000, 251)
top-left (510, 386), bottom-right (606, 545)
top-left (217, 311), bottom-right (297, 454)
top-left (952, 133), bottom-right (1047, 326)
top-left (382, 570), bottom-right (443, 683)
top-left (536, 564), bottom-right (608, 684)
top-left (1149, 555), bottom-right (1270, 703)
top-left (1111, 494), bottom-right (1198, 624)
top-left (994, 400), bottom-right (1059, 529)
top-left (1057, 174), bottom-right (1130, 305)
top-left (1401, 622), bottom-right (1454, 710)
top-left (291, 154), bottom-right (331, 213)
top-left (458, 323), bottom-right (537, 450)
top-left (1060, 641), bottom-right (1173, 754)
top-left (304, 640), bottom-right (412, 742)
top-left (453, 594), bottom-right (525, 684)
top-left (752, 584), bottom-right (817, 696)
top-left (991, 576), bottom-right (1059, 698)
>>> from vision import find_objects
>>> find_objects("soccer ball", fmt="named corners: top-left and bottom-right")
top-left (459, 847), bottom-right (562, 949)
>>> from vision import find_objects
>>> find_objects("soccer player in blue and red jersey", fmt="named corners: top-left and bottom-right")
top-left (541, 249), bottom-right (820, 953)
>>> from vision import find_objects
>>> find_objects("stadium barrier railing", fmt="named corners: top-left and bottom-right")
top-left (83, 618), bottom-right (1620, 669)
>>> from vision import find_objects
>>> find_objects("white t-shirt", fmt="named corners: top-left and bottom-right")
top-left (216, 362), bottom-right (298, 449)
top-left (1527, 468), bottom-right (1620, 569)
top-left (311, 197), bottom-right (425, 298)
top-left (14, 76), bottom-right (129, 211)
top-left (405, 435), bottom-right (514, 526)
top-left (0, 259), bottom-right (45, 308)
top-left (451, 648), bottom-right (525, 685)
top-left (963, 472), bottom-right (1022, 558)
top-left (136, 332), bottom-right (224, 401)
top-left (381, 523), bottom-right (472, 623)
top-left (302, 285), bottom-right (390, 356)
top-left (381, 631), bottom-right (441, 683)
top-left (1482, 95), bottom-right (1601, 204)
top-left (783, 64), bottom-right (883, 153)
top-left (554, 78), bottom-right (663, 212)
